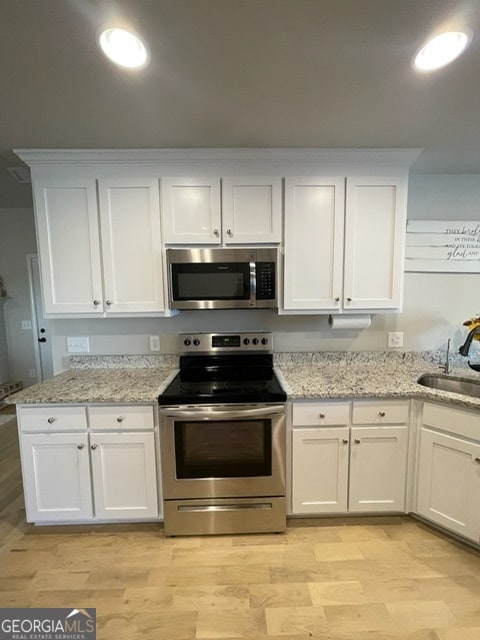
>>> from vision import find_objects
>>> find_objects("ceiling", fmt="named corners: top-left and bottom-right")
top-left (2, 0), bottom-right (480, 208)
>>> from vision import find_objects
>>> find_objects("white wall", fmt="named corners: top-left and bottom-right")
top-left (4, 176), bottom-right (480, 377)
top-left (0, 208), bottom-right (38, 386)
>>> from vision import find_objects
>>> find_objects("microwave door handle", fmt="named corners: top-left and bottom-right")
top-left (250, 260), bottom-right (256, 307)
top-left (158, 405), bottom-right (285, 419)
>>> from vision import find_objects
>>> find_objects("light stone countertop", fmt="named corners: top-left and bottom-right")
top-left (6, 367), bottom-right (177, 405)
top-left (6, 351), bottom-right (480, 410)
top-left (277, 362), bottom-right (480, 409)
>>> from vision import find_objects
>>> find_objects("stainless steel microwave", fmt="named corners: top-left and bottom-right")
top-left (166, 248), bottom-right (277, 310)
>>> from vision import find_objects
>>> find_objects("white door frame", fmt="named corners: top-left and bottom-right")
top-left (26, 254), bottom-right (53, 382)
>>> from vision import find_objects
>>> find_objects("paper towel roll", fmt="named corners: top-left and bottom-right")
top-left (328, 314), bottom-right (371, 329)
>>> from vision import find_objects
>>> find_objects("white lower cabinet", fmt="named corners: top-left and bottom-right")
top-left (416, 403), bottom-right (480, 544)
top-left (292, 400), bottom-right (409, 515)
top-left (90, 432), bottom-right (157, 520)
top-left (21, 432), bottom-right (93, 522)
top-left (17, 405), bottom-right (159, 523)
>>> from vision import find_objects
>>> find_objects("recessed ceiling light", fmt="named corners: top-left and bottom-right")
top-left (414, 31), bottom-right (470, 72)
top-left (98, 28), bottom-right (149, 69)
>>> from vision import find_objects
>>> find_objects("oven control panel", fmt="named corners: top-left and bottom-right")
top-left (180, 332), bottom-right (273, 354)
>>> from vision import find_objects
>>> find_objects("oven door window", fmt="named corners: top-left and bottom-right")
top-left (171, 262), bottom-right (250, 301)
top-left (174, 419), bottom-right (272, 478)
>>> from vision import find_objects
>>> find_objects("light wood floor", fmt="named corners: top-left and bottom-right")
top-left (1, 414), bottom-right (480, 640)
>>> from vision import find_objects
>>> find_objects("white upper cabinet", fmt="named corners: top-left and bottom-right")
top-left (160, 177), bottom-right (222, 244)
top-left (161, 176), bottom-right (281, 245)
top-left (282, 174), bottom-right (408, 313)
top-left (98, 177), bottom-right (164, 313)
top-left (33, 176), bottom-right (103, 314)
top-left (221, 177), bottom-right (282, 244)
top-left (33, 172), bottom-right (165, 316)
top-left (284, 177), bottom-right (345, 310)
top-left (344, 176), bottom-right (407, 310)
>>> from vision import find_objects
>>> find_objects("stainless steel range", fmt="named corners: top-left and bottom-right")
top-left (158, 332), bottom-right (287, 536)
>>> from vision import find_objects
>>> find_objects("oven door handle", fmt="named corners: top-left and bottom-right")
top-left (158, 405), bottom-right (285, 419)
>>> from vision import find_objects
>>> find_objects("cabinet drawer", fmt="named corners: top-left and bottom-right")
top-left (352, 400), bottom-right (409, 425)
top-left (88, 405), bottom-right (155, 430)
top-left (423, 402), bottom-right (480, 441)
top-left (18, 406), bottom-right (87, 432)
top-left (293, 401), bottom-right (350, 426)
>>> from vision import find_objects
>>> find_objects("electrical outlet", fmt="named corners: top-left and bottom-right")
top-left (21, 320), bottom-right (32, 330)
top-left (66, 337), bottom-right (90, 353)
top-left (388, 331), bottom-right (404, 348)
top-left (149, 335), bottom-right (161, 352)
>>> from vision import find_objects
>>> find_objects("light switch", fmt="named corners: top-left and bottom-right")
top-left (387, 332), bottom-right (404, 348)
top-left (67, 337), bottom-right (90, 353)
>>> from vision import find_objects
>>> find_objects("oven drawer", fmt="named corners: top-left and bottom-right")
top-left (88, 405), bottom-right (155, 430)
top-left (163, 497), bottom-right (286, 536)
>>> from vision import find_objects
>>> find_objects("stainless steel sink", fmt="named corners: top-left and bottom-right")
top-left (417, 373), bottom-right (480, 398)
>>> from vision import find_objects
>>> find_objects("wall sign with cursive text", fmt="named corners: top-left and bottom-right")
top-left (405, 220), bottom-right (480, 272)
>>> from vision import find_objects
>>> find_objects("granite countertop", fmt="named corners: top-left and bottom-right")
top-left (7, 367), bottom-right (178, 404)
top-left (276, 352), bottom-right (480, 410)
top-left (6, 351), bottom-right (480, 410)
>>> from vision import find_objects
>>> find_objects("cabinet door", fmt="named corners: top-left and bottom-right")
top-left (222, 177), bottom-right (282, 244)
top-left (292, 427), bottom-right (349, 514)
top-left (161, 177), bottom-right (221, 244)
top-left (20, 433), bottom-right (92, 522)
top-left (284, 177), bottom-right (345, 310)
top-left (98, 177), bottom-right (165, 313)
top-left (349, 426), bottom-right (408, 513)
top-left (344, 176), bottom-right (407, 310)
top-left (33, 175), bottom-right (103, 314)
top-left (90, 432), bottom-right (158, 520)
top-left (417, 428), bottom-right (480, 540)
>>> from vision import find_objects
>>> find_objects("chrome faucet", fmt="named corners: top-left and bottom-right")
top-left (440, 338), bottom-right (452, 374)
top-left (459, 326), bottom-right (480, 357)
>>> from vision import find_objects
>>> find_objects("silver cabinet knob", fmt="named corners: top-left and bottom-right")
top-left (378, 411), bottom-right (386, 417)
top-left (226, 229), bottom-right (233, 237)
top-left (93, 299), bottom-right (100, 306)
top-left (334, 297), bottom-right (340, 303)
top-left (319, 413), bottom-right (326, 419)
top-left (474, 457), bottom-right (480, 464)
top-left (77, 443), bottom-right (84, 450)
top-left (354, 438), bottom-right (361, 444)
top-left (342, 439), bottom-right (349, 444)
top-left (116, 416), bottom-right (124, 423)
top-left (90, 443), bottom-right (98, 450)
top-left (346, 297), bottom-right (352, 303)
top-left (47, 417), bottom-right (55, 424)
top-left (106, 299), bottom-right (112, 306)
top-left (213, 228), bottom-right (219, 237)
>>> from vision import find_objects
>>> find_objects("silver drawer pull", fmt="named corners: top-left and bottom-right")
top-left (116, 416), bottom-right (125, 423)
top-left (378, 411), bottom-right (386, 417)
top-left (90, 443), bottom-right (98, 450)
top-left (77, 443), bottom-right (84, 450)
top-left (47, 417), bottom-right (55, 424)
